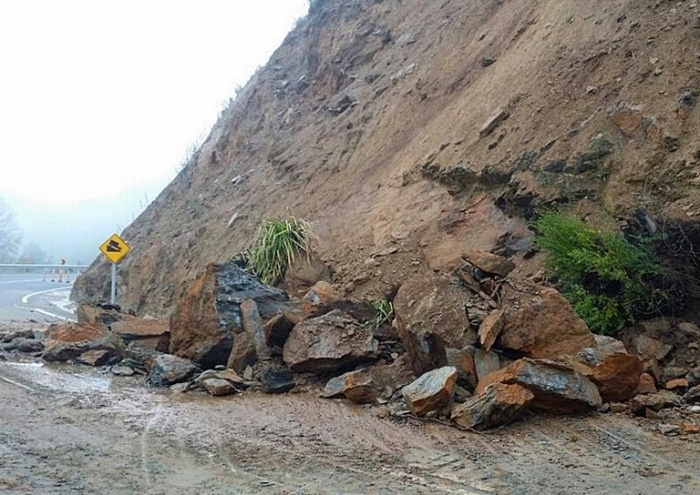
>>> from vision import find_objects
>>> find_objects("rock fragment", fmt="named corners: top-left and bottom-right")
top-left (402, 366), bottom-right (458, 417)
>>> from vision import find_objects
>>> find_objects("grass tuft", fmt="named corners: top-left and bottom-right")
top-left (246, 215), bottom-right (312, 285)
top-left (364, 299), bottom-right (394, 331)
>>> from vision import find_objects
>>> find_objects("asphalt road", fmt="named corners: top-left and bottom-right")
top-left (0, 273), bottom-right (75, 322)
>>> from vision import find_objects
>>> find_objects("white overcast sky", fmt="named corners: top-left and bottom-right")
top-left (0, 0), bottom-right (308, 261)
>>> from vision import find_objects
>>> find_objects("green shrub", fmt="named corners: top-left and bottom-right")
top-left (534, 211), bottom-right (666, 335)
top-left (246, 215), bottom-right (312, 285)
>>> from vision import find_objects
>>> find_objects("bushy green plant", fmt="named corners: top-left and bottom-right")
top-left (534, 211), bottom-right (666, 335)
top-left (365, 299), bottom-right (394, 331)
top-left (246, 215), bottom-right (312, 285)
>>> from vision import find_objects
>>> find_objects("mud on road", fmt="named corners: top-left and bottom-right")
top-left (0, 356), bottom-right (699, 495)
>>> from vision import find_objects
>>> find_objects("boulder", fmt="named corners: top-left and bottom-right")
top-left (261, 368), bottom-right (296, 394)
top-left (402, 366), bottom-right (458, 417)
top-left (3, 338), bottom-right (44, 353)
top-left (393, 274), bottom-right (472, 375)
top-left (264, 313), bottom-right (297, 352)
top-left (445, 347), bottom-right (478, 390)
top-left (636, 372), bottom-right (658, 394)
top-left (76, 304), bottom-right (121, 326)
top-left (630, 335), bottom-right (673, 362)
top-left (169, 263), bottom-right (289, 369)
top-left (629, 391), bottom-right (682, 415)
top-left (474, 349), bottom-right (501, 384)
top-left (227, 299), bottom-right (270, 374)
top-left (580, 353), bottom-right (643, 403)
top-left (478, 310), bottom-right (504, 352)
top-left (666, 378), bottom-right (689, 390)
top-left (111, 318), bottom-right (169, 339)
top-left (147, 354), bottom-right (201, 387)
top-left (684, 385), bottom-right (700, 403)
top-left (42, 322), bottom-right (124, 363)
top-left (451, 383), bottom-right (533, 430)
top-left (575, 335), bottom-right (628, 366)
top-left (78, 349), bottom-right (117, 367)
top-left (301, 281), bottom-right (343, 313)
top-left (461, 251), bottom-right (515, 278)
top-left (322, 357), bottom-right (414, 403)
top-left (497, 286), bottom-right (595, 359)
top-left (323, 369), bottom-right (378, 404)
top-left (476, 358), bottom-right (602, 414)
top-left (201, 378), bottom-right (238, 396)
top-left (282, 310), bottom-right (378, 373)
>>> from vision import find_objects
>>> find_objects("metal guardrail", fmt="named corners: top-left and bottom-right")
top-left (0, 264), bottom-right (89, 275)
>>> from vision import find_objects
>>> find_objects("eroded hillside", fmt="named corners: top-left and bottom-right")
top-left (73, 0), bottom-right (700, 317)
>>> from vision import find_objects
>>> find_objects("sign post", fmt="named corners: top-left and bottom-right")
top-left (99, 233), bottom-right (131, 305)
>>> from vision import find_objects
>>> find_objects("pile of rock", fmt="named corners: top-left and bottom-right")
top-left (4, 256), bottom-right (697, 434)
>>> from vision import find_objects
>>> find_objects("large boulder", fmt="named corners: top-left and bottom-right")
top-left (169, 263), bottom-right (289, 369)
top-left (42, 322), bottom-right (125, 363)
top-left (402, 366), bottom-right (458, 417)
top-left (476, 358), bottom-right (602, 414)
top-left (580, 353), bottom-right (644, 403)
top-left (282, 309), bottom-right (378, 373)
top-left (322, 356), bottom-right (415, 403)
top-left (393, 274), bottom-right (473, 375)
top-left (451, 383), bottom-right (533, 430)
top-left (497, 286), bottom-right (595, 359)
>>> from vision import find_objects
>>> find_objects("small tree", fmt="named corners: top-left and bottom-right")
top-left (0, 198), bottom-right (22, 263)
top-left (534, 211), bottom-right (666, 335)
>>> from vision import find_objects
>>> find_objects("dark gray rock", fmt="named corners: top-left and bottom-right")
top-left (147, 354), bottom-right (201, 387)
top-left (169, 263), bottom-right (290, 369)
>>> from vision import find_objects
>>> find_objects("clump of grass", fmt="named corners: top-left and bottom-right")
top-left (246, 215), bottom-right (312, 285)
top-left (534, 211), bottom-right (667, 335)
top-left (365, 299), bottom-right (394, 331)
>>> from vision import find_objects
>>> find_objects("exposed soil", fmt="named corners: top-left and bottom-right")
top-left (2, 346), bottom-right (700, 495)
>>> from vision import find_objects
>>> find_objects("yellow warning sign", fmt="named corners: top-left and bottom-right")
top-left (99, 233), bottom-right (130, 264)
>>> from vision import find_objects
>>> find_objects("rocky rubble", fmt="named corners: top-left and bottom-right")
top-left (3, 253), bottom-right (700, 435)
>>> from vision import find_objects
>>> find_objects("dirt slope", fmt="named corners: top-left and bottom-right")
top-left (72, 0), bottom-right (700, 317)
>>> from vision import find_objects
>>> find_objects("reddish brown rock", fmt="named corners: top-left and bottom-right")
top-left (497, 286), bottom-right (595, 359)
top-left (476, 358), bottom-right (602, 414)
top-left (585, 353), bottom-right (644, 403)
top-left (636, 372), bottom-right (658, 395)
top-left (323, 356), bottom-right (415, 403)
top-left (42, 322), bottom-right (124, 363)
top-left (461, 251), bottom-right (515, 278)
top-left (680, 423), bottom-right (700, 435)
top-left (393, 274), bottom-right (473, 375)
top-left (478, 310), bottom-right (504, 352)
top-left (111, 318), bottom-right (169, 338)
top-left (451, 383), bottom-right (533, 430)
top-left (169, 263), bottom-right (289, 369)
top-left (282, 310), bottom-right (378, 373)
top-left (666, 378), bottom-right (689, 390)
top-left (301, 281), bottom-right (342, 313)
top-left (402, 366), bottom-right (458, 417)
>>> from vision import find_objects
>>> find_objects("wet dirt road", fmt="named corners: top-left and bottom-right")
top-left (1, 355), bottom-right (700, 495)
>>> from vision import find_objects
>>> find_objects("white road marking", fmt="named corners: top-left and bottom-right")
top-left (21, 287), bottom-right (71, 304)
